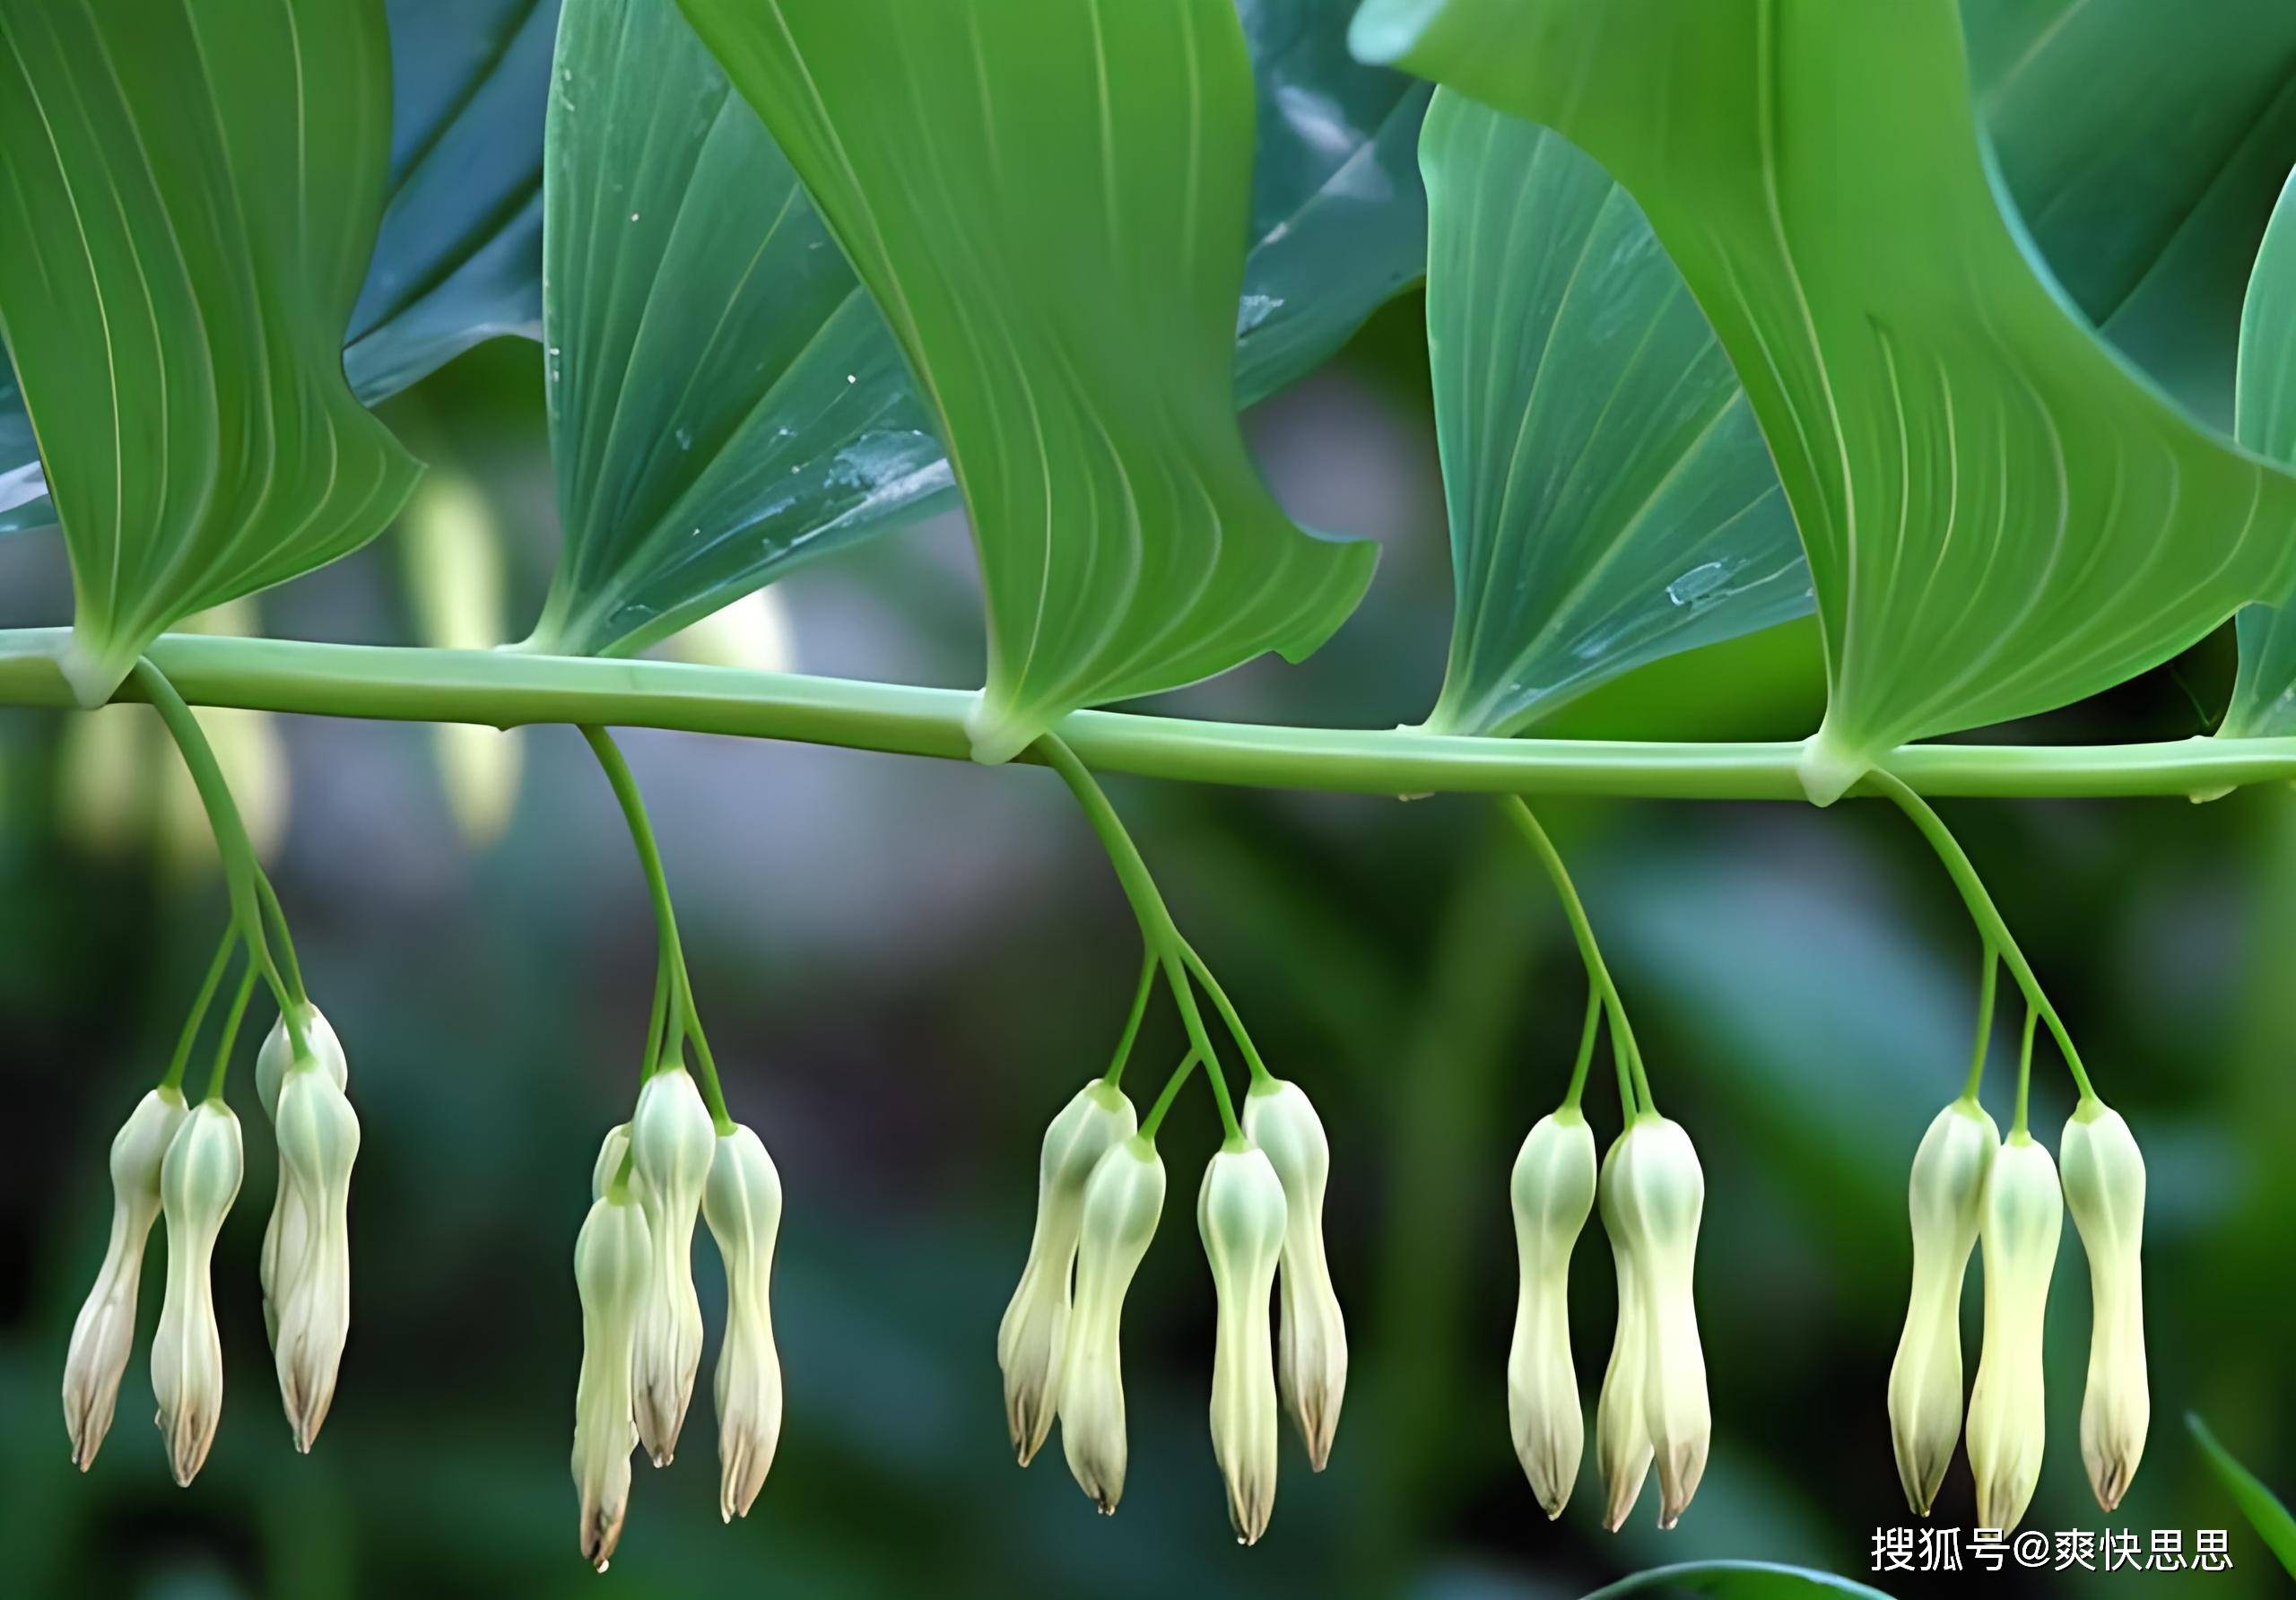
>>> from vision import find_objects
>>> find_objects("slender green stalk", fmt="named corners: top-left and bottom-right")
top-left (205, 964), bottom-right (259, 1103)
top-left (1102, 952), bottom-right (1157, 1087)
top-left (1140, 1051), bottom-right (1200, 1141)
top-left (1178, 940), bottom-right (1270, 1084)
top-left (254, 870), bottom-right (307, 1008)
top-left (582, 726), bottom-right (734, 1133)
top-left (642, 944), bottom-right (673, 1080)
top-left (163, 927), bottom-right (239, 1094)
top-left (1865, 770), bottom-right (2096, 1103)
top-left (1561, 987), bottom-right (1602, 1113)
top-left (12, 630), bottom-right (2294, 801)
top-left (1499, 796), bottom-right (1652, 1117)
top-left (2013, 1006), bottom-right (2039, 1138)
top-left (1961, 951), bottom-right (1997, 1102)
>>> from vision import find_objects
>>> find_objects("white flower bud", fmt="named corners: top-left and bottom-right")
top-left (998, 1081), bottom-right (1138, 1465)
top-left (151, 1101), bottom-right (244, 1486)
top-left (64, 1086), bottom-right (188, 1470)
top-left (571, 1189), bottom-right (652, 1572)
top-left (1601, 1116), bottom-right (1709, 1529)
top-left (1242, 1077), bottom-right (1347, 1471)
top-left (701, 1125), bottom-right (785, 1522)
top-left (2060, 1100), bottom-right (2147, 1513)
top-left (1889, 1097), bottom-right (1998, 1515)
top-left (257, 1005), bottom-right (348, 1349)
top-left (270, 1065), bottom-right (361, 1451)
top-left (1596, 1121), bottom-right (1653, 1532)
top-left (1057, 1134), bottom-right (1167, 1512)
top-left (1508, 1108), bottom-right (1597, 1518)
top-left (1967, 1135), bottom-right (2063, 1533)
top-left (1198, 1143), bottom-right (1288, 1545)
top-left (628, 1065), bottom-right (716, 1465)
top-left (592, 1122), bottom-right (631, 1200)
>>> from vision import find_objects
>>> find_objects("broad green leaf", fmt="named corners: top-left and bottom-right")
top-left (1416, 90), bottom-right (1807, 737)
top-left (0, 0), bottom-right (421, 704)
top-left (1969, 0), bottom-right (2296, 430)
top-left (679, 0), bottom-right (1378, 761)
top-left (2223, 174), bottom-right (2296, 738)
top-left (1584, 1563), bottom-right (1894, 1600)
top-left (1353, 0), bottom-right (2296, 803)
top-left (533, 0), bottom-right (1419, 661)
top-left (2189, 1413), bottom-right (2296, 1576)
top-left (0, 0), bottom-right (551, 540)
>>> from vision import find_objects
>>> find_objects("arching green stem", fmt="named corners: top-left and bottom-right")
top-left (1178, 939), bottom-right (1270, 1084)
top-left (205, 963), bottom-right (259, 1103)
top-left (2013, 1006), bottom-right (2039, 1139)
top-left (163, 926), bottom-right (240, 1095)
top-left (1961, 950), bottom-right (1997, 1103)
top-left (1102, 951), bottom-right (1156, 1087)
top-left (1865, 770), bottom-right (2096, 1103)
top-left (1561, 987), bottom-right (1602, 1114)
top-left (1140, 1051), bottom-right (1201, 1141)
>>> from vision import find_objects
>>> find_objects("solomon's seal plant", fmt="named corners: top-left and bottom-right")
top-left (2, 0), bottom-right (2280, 1578)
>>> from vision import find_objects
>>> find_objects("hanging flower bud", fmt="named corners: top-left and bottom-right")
top-left (1966, 1135), bottom-right (2063, 1532)
top-left (628, 1065), bottom-right (716, 1465)
top-left (1057, 1134), bottom-right (1167, 1513)
top-left (1888, 1096), bottom-right (1998, 1515)
top-left (1241, 1077), bottom-right (1347, 1471)
top-left (571, 1188), bottom-right (653, 1572)
top-left (269, 1065), bottom-right (361, 1451)
top-left (2060, 1100), bottom-right (2147, 1513)
top-left (1198, 1143), bottom-right (1288, 1545)
top-left (592, 1122), bottom-right (631, 1200)
top-left (257, 1005), bottom-right (349, 1349)
top-left (63, 1086), bottom-right (188, 1470)
top-left (1508, 1108), bottom-right (1597, 1518)
top-left (1595, 1125), bottom-right (1652, 1532)
top-left (1602, 1116), bottom-right (1710, 1529)
top-left (151, 1101), bottom-right (244, 1486)
top-left (998, 1081), bottom-right (1138, 1465)
top-left (701, 1124), bottom-right (785, 1522)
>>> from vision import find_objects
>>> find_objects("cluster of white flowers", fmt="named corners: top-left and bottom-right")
top-left (1509, 1109), bottom-right (1710, 1529)
top-left (572, 1065), bottom-right (784, 1570)
top-left (996, 1075), bottom-right (1344, 1543)
top-left (1889, 1095), bottom-right (2148, 1529)
top-left (63, 1003), bottom-right (359, 1484)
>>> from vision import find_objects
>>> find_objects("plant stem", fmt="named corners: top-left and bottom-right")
top-left (1561, 987), bottom-right (1601, 1114)
top-left (164, 927), bottom-right (239, 1094)
top-left (206, 963), bottom-right (259, 1103)
top-left (1961, 951), bottom-right (1997, 1102)
top-left (1178, 939), bottom-right (1270, 1084)
top-left (254, 870), bottom-right (307, 1008)
top-left (1865, 770), bottom-right (2096, 1103)
top-left (582, 726), bottom-right (734, 1133)
top-left (12, 630), bottom-right (2293, 801)
top-left (1498, 797), bottom-right (1652, 1117)
top-left (1140, 1052), bottom-right (1200, 1141)
top-left (1102, 952), bottom-right (1156, 1087)
top-left (2013, 1006), bottom-right (2038, 1138)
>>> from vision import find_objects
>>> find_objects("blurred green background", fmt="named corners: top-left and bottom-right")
top-left (0, 302), bottom-right (2290, 1598)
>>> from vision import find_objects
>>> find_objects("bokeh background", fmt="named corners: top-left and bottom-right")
top-left (0, 300), bottom-right (2290, 1598)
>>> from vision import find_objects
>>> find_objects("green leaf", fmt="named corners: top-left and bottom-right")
top-left (2189, 1414), bottom-right (2296, 1576)
top-left (1354, 0), bottom-right (2296, 803)
top-left (0, 0), bottom-right (421, 703)
top-left (2223, 173), bottom-right (2296, 738)
top-left (1416, 90), bottom-right (1807, 737)
top-left (678, 0), bottom-right (1377, 761)
top-left (1584, 1562), bottom-right (1894, 1600)
top-left (1969, 0), bottom-right (2296, 430)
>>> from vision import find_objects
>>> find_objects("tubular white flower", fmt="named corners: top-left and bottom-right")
top-left (1198, 1143), bottom-right (1288, 1545)
top-left (1967, 1135), bottom-right (2063, 1533)
top-left (572, 1188), bottom-right (652, 1572)
top-left (1242, 1077), bottom-right (1347, 1471)
top-left (64, 1086), bottom-right (189, 1470)
top-left (270, 1064), bottom-right (361, 1451)
top-left (1595, 1128), bottom-right (1652, 1532)
top-left (257, 1005), bottom-right (347, 1348)
top-left (701, 1124), bottom-right (785, 1522)
top-left (1603, 1116), bottom-right (1710, 1529)
top-left (1057, 1134), bottom-right (1166, 1513)
top-left (2061, 1100), bottom-right (2147, 1513)
top-left (998, 1080), bottom-right (1137, 1465)
top-left (1888, 1096), bottom-right (1998, 1515)
top-left (151, 1101), bottom-right (244, 1487)
top-left (628, 1065), bottom-right (716, 1465)
top-left (1508, 1108), bottom-right (1597, 1518)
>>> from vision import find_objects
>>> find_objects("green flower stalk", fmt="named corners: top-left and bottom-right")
top-left (63, 1086), bottom-right (188, 1471)
top-left (269, 1063), bottom-right (361, 1452)
top-left (1199, 1144), bottom-right (1289, 1545)
top-left (701, 1125), bottom-right (786, 1523)
top-left (1967, 1135), bottom-right (2064, 1532)
top-left (1888, 1097), bottom-right (1999, 1515)
top-left (1604, 1116), bottom-right (1710, 1529)
top-left (1057, 1135), bottom-right (1167, 1512)
top-left (629, 1064), bottom-right (716, 1465)
top-left (152, 1101), bottom-right (244, 1487)
top-left (2060, 1100), bottom-right (2148, 1512)
top-left (571, 1188), bottom-right (653, 1572)
top-left (1508, 1107), bottom-right (1597, 1519)
top-left (998, 1081), bottom-right (1138, 1465)
top-left (1241, 1077), bottom-right (1347, 1471)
